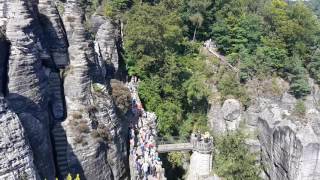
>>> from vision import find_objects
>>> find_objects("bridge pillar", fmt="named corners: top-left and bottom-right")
top-left (186, 140), bottom-right (213, 180)
top-left (187, 151), bottom-right (213, 180)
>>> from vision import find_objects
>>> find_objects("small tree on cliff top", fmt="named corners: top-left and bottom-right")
top-left (214, 130), bottom-right (261, 180)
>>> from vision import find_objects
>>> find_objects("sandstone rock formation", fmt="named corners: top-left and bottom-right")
top-left (95, 19), bottom-right (119, 78)
top-left (0, 0), bottom-right (127, 179)
top-left (258, 107), bottom-right (320, 180)
top-left (208, 78), bottom-right (320, 180)
top-left (0, 0), bottom-right (8, 28)
top-left (5, 0), bottom-right (55, 178)
top-left (38, 0), bottom-right (69, 68)
top-left (0, 97), bottom-right (39, 180)
top-left (256, 93), bottom-right (320, 180)
top-left (59, 1), bottom-right (128, 179)
top-left (221, 99), bottom-right (242, 131)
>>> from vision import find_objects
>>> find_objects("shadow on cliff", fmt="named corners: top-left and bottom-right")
top-left (5, 93), bottom-right (59, 180)
top-left (6, 95), bottom-right (83, 179)
top-left (37, 9), bottom-right (129, 180)
top-left (38, 12), bottom-right (69, 68)
top-left (159, 152), bottom-right (186, 180)
top-left (0, 38), bottom-right (10, 96)
top-left (53, 128), bottom-right (86, 180)
top-left (37, 13), bottom-right (85, 180)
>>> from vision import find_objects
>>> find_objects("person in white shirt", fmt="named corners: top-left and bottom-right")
top-left (142, 161), bottom-right (149, 179)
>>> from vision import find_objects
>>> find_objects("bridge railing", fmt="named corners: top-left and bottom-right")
top-left (190, 136), bottom-right (213, 153)
top-left (156, 136), bottom-right (189, 145)
top-left (156, 136), bottom-right (214, 153)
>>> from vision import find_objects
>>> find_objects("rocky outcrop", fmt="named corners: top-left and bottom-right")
top-left (0, 97), bottom-right (39, 180)
top-left (0, 0), bottom-right (8, 28)
top-left (38, 0), bottom-right (69, 68)
top-left (0, 0), bottom-right (127, 179)
top-left (91, 85), bottom-right (129, 180)
top-left (258, 105), bottom-right (320, 180)
top-left (208, 78), bottom-right (320, 180)
top-left (5, 0), bottom-right (55, 179)
top-left (61, 1), bottom-right (110, 179)
top-left (221, 99), bottom-right (242, 131)
top-left (59, 1), bottom-right (128, 179)
top-left (95, 19), bottom-right (119, 78)
top-left (208, 99), bottom-right (242, 133)
top-left (207, 102), bottom-right (226, 134)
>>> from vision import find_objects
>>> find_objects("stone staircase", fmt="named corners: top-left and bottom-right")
top-left (49, 72), bottom-right (65, 120)
top-left (52, 122), bottom-right (69, 178)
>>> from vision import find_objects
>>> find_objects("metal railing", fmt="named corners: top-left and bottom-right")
top-left (156, 136), bottom-right (189, 145)
top-left (156, 136), bottom-right (213, 153)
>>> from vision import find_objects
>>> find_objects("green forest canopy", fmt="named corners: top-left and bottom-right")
top-left (122, 0), bottom-right (320, 137)
top-left (83, 0), bottom-right (320, 137)
top-left (79, 0), bottom-right (320, 179)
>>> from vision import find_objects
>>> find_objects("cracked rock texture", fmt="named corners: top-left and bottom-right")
top-left (61, 0), bottom-right (128, 179)
top-left (0, 97), bottom-right (39, 180)
top-left (208, 78), bottom-right (320, 180)
top-left (38, 0), bottom-right (69, 68)
top-left (95, 18), bottom-right (119, 78)
top-left (5, 0), bottom-right (55, 178)
top-left (0, 0), bottom-right (127, 179)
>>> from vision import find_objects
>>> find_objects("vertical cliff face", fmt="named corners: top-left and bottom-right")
top-left (0, 97), bottom-right (39, 179)
top-left (0, 34), bottom-right (8, 95)
top-left (5, 0), bottom-right (56, 178)
top-left (60, 1), bottom-right (128, 178)
top-left (257, 104), bottom-right (320, 180)
top-left (208, 78), bottom-right (320, 180)
top-left (38, 0), bottom-right (69, 68)
top-left (95, 19), bottom-right (119, 78)
top-left (0, 0), bottom-right (127, 179)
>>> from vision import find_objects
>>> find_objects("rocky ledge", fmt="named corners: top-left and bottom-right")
top-left (208, 78), bottom-right (320, 180)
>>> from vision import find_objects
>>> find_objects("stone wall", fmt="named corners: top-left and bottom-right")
top-left (187, 151), bottom-right (213, 180)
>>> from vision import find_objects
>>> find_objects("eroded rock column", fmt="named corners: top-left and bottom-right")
top-left (5, 0), bottom-right (55, 178)
top-left (0, 97), bottom-right (39, 180)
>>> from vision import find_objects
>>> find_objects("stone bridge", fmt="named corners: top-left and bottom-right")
top-left (156, 136), bottom-right (213, 154)
top-left (156, 136), bottom-right (214, 180)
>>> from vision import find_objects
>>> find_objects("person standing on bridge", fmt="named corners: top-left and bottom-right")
top-left (142, 160), bottom-right (149, 179)
top-left (150, 160), bottom-right (156, 177)
top-left (155, 161), bottom-right (162, 180)
top-left (204, 131), bottom-right (210, 143)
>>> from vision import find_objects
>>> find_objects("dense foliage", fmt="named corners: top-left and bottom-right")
top-left (120, 1), bottom-right (320, 178)
top-left (121, 0), bottom-right (320, 138)
top-left (211, 0), bottom-right (320, 98)
top-left (124, 0), bottom-right (210, 137)
top-left (110, 79), bottom-right (132, 115)
top-left (76, 0), bottom-right (320, 178)
top-left (214, 131), bottom-right (261, 180)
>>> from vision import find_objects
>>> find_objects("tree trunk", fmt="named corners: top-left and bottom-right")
top-left (192, 25), bottom-right (198, 41)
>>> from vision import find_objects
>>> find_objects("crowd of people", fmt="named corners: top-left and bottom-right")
top-left (128, 77), bottom-right (165, 180)
top-left (191, 131), bottom-right (213, 143)
top-left (190, 131), bottom-right (214, 152)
